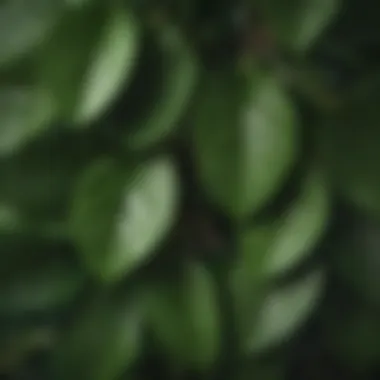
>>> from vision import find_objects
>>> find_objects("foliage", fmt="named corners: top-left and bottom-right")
top-left (1, 0), bottom-right (380, 379)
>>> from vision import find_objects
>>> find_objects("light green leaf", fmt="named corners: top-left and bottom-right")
top-left (193, 69), bottom-right (298, 219)
top-left (245, 270), bottom-right (324, 353)
top-left (74, 5), bottom-right (140, 125)
top-left (0, 87), bottom-right (56, 156)
top-left (53, 294), bottom-right (143, 380)
top-left (125, 25), bottom-right (198, 150)
top-left (144, 261), bottom-right (221, 371)
top-left (70, 156), bottom-right (179, 282)
top-left (264, 170), bottom-right (329, 277)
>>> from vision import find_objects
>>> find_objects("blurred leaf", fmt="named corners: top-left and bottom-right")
top-left (0, 257), bottom-right (85, 317)
top-left (323, 301), bottom-right (380, 373)
top-left (244, 270), bottom-right (324, 354)
top-left (0, 86), bottom-right (56, 156)
top-left (0, 131), bottom-right (93, 224)
top-left (318, 75), bottom-right (380, 218)
top-left (257, 0), bottom-right (340, 52)
top-left (36, 4), bottom-right (105, 121)
top-left (74, 4), bottom-right (140, 125)
top-left (125, 24), bottom-right (198, 150)
top-left (0, 0), bottom-right (63, 67)
top-left (193, 68), bottom-right (298, 219)
top-left (264, 168), bottom-right (330, 277)
top-left (144, 261), bottom-right (221, 371)
top-left (232, 168), bottom-right (329, 294)
top-left (70, 156), bottom-right (179, 282)
top-left (53, 293), bottom-right (143, 380)
top-left (330, 214), bottom-right (380, 305)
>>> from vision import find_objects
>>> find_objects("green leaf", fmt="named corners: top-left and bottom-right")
top-left (144, 261), bottom-right (221, 371)
top-left (244, 270), bottom-right (324, 353)
top-left (125, 25), bottom-right (198, 150)
top-left (52, 293), bottom-right (143, 380)
top-left (237, 168), bottom-right (329, 283)
top-left (74, 4), bottom-right (140, 125)
top-left (0, 0), bottom-right (63, 67)
top-left (0, 257), bottom-right (85, 317)
top-left (70, 156), bottom-right (179, 282)
top-left (36, 5), bottom-right (106, 121)
top-left (193, 68), bottom-right (298, 219)
top-left (0, 86), bottom-right (56, 156)
top-left (257, 0), bottom-right (340, 52)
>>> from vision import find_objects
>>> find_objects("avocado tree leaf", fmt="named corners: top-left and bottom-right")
top-left (193, 68), bottom-right (298, 219)
top-left (125, 25), bottom-right (198, 150)
top-left (52, 293), bottom-right (143, 380)
top-left (70, 156), bottom-right (179, 282)
top-left (74, 5), bottom-right (140, 125)
top-left (0, 0), bottom-right (63, 67)
top-left (144, 261), bottom-right (221, 371)
top-left (244, 270), bottom-right (324, 354)
top-left (0, 86), bottom-right (56, 156)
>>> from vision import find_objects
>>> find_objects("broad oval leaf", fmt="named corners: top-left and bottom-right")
top-left (193, 69), bottom-right (298, 219)
top-left (70, 156), bottom-right (179, 282)
top-left (52, 293), bottom-right (143, 380)
top-left (74, 5), bottom-right (140, 125)
top-left (125, 25), bottom-right (198, 150)
top-left (144, 261), bottom-right (221, 371)
top-left (0, 86), bottom-right (56, 156)
top-left (244, 270), bottom-right (324, 354)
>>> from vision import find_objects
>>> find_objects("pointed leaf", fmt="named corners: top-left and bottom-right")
top-left (193, 69), bottom-right (298, 219)
top-left (125, 25), bottom-right (198, 150)
top-left (74, 5), bottom-right (140, 125)
top-left (245, 270), bottom-right (324, 353)
top-left (70, 156), bottom-right (179, 282)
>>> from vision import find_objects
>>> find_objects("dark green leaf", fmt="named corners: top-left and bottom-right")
top-left (144, 261), bottom-right (221, 371)
top-left (125, 25), bottom-right (198, 150)
top-left (193, 68), bottom-right (298, 219)
top-left (52, 293), bottom-right (143, 380)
